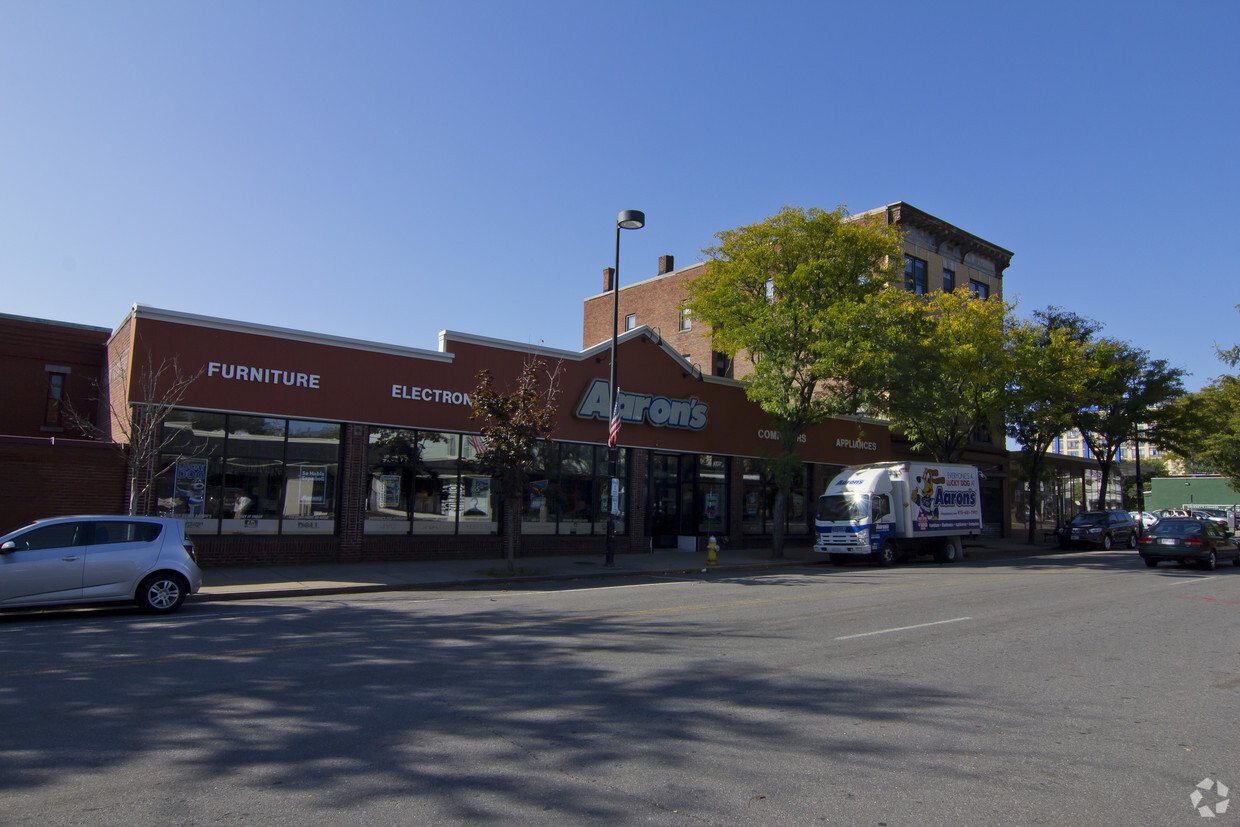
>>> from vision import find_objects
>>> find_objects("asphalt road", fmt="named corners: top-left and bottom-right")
top-left (1, 551), bottom-right (1237, 825)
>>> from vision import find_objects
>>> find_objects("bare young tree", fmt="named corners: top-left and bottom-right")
top-left (63, 352), bottom-right (203, 515)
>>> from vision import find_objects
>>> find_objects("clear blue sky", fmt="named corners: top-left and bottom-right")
top-left (2, 1), bottom-right (1236, 392)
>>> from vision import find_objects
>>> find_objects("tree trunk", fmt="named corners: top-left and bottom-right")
top-left (1096, 458), bottom-right (1113, 509)
top-left (771, 485), bottom-right (788, 559)
top-left (1025, 459), bottom-right (1041, 545)
top-left (504, 494), bottom-right (521, 572)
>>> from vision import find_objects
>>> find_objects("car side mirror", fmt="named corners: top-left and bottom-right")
top-left (1, 540), bottom-right (15, 552)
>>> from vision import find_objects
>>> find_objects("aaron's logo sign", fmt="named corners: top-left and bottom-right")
top-left (575, 379), bottom-right (709, 432)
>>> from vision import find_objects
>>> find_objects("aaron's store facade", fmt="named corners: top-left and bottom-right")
top-left (113, 306), bottom-right (892, 567)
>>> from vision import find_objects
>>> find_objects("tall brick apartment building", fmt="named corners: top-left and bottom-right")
top-left (582, 202), bottom-right (1016, 534)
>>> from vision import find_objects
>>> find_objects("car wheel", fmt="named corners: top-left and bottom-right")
top-left (1102, 533), bottom-right (1113, 551)
top-left (1233, 553), bottom-right (1240, 568)
top-left (1127, 532), bottom-right (1138, 549)
top-left (1144, 558), bottom-right (1158, 568)
top-left (136, 572), bottom-right (188, 614)
top-left (876, 541), bottom-right (897, 567)
top-left (1205, 551), bottom-right (1217, 571)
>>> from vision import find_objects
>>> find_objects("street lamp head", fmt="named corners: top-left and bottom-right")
top-left (617, 210), bottom-right (645, 230)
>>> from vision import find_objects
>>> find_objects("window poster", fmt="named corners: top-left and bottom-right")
top-left (380, 475), bottom-right (401, 509)
top-left (175, 458), bottom-right (208, 518)
top-left (300, 466), bottom-right (327, 504)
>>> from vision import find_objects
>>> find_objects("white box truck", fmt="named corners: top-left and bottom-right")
top-left (814, 461), bottom-right (983, 565)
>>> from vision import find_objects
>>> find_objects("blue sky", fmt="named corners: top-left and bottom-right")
top-left (2, 1), bottom-right (1236, 392)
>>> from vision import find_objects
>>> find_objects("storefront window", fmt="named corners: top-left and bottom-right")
top-left (422, 433), bottom-right (464, 534)
top-left (365, 428), bottom-right (419, 534)
top-left (696, 454), bottom-right (729, 535)
top-left (741, 459), bottom-right (767, 535)
top-left (156, 410), bottom-right (225, 534)
top-left (559, 443), bottom-right (596, 535)
top-left (522, 442), bottom-right (557, 535)
top-left (223, 417), bottom-right (285, 535)
top-left (281, 420), bottom-right (340, 534)
top-left (741, 458), bottom-right (810, 535)
top-left (158, 411), bottom-right (341, 536)
top-left (458, 434), bottom-right (497, 535)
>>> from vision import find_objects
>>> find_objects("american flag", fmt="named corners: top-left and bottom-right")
top-left (608, 397), bottom-right (621, 448)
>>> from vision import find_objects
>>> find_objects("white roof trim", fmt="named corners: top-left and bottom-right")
top-left (131, 304), bottom-right (453, 362)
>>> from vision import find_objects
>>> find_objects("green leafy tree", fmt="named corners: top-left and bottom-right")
top-left (1122, 457), bottom-right (1168, 511)
top-left (865, 289), bottom-right (1012, 461)
top-left (1217, 303), bottom-right (1240, 368)
top-left (685, 205), bottom-right (903, 557)
top-left (1158, 377), bottom-right (1240, 491)
top-left (469, 358), bottom-right (561, 571)
top-left (1006, 308), bottom-right (1096, 542)
top-left (1072, 340), bottom-right (1186, 508)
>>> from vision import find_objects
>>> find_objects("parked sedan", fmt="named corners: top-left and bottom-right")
top-left (1191, 509), bottom-right (1233, 535)
top-left (1138, 517), bottom-right (1240, 570)
top-left (1058, 510), bottom-right (1139, 550)
top-left (0, 515), bottom-right (202, 613)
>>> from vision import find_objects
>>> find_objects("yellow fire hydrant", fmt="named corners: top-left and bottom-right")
top-left (707, 535), bottom-right (718, 566)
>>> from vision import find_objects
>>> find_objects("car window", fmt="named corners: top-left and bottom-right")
top-left (90, 521), bottom-right (163, 544)
top-left (6, 522), bottom-right (87, 551)
top-left (1153, 521), bottom-right (1201, 538)
top-left (1071, 512), bottom-right (1105, 525)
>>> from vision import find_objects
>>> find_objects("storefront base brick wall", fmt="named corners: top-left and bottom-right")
top-left (192, 532), bottom-right (654, 568)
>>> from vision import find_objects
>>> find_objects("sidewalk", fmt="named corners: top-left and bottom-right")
top-left (193, 535), bottom-right (1056, 602)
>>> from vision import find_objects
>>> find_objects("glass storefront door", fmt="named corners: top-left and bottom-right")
top-left (649, 453), bottom-right (730, 549)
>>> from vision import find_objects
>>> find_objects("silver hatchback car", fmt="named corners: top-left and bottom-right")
top-left (0, 515), bottom-right (203, 613)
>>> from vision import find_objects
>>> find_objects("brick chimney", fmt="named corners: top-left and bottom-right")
top-left (603, 267), bottom-right (616, 292)
top-left (658, 254), bottom-right (675, 275)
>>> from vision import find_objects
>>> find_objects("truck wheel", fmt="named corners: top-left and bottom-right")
top-left (934, 538), bottom-right (960, 564)
top-left (876, 541), bottom-right (897, 567)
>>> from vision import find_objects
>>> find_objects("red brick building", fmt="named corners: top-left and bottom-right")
top-left (582, 203), bottom-right (1016, 534)
top-left (0, 314), bottom-right (127, 532)
top-left (77, 305), bottom-right (889, 566)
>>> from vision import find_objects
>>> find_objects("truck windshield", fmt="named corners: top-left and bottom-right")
top-left (817, 493), bottom-right (868, 522)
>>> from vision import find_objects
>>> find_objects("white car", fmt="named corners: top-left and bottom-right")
top-left (0, 515), bottom-right (202, 613)
top-left (1129, 511), bottom-right (1160, 530)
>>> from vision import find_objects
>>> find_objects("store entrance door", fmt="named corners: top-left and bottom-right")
top-left (649, 453), bottom-right (693, 548)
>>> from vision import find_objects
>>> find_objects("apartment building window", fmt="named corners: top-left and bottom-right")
top-left (905, 256), bottom-right (928, 294)
top-left (765, 279), bottom-right (775, 302)
top-left (679, 299), bottom-right (692, 331)
top-left (942, 268), bottom-right (956, 293)
top-left (625, 313), bottom-right (636, 331)
top-left (44, 370), bottom-right (68, 428)
top-left (970, 279), bottom-right (990, 299)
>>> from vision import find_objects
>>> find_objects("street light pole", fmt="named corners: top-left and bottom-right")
top-left (606, 210), bottom-right (645, 567)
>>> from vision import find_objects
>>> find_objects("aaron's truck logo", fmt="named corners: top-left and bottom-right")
top-left (575, 379), bottom-right (708, 431)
